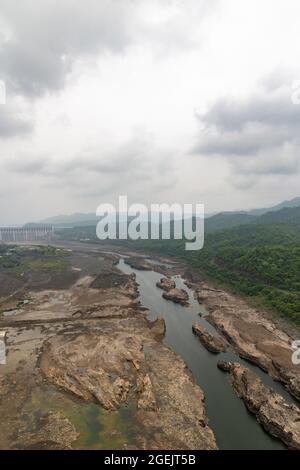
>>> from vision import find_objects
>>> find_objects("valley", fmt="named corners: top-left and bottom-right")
top-left (0, 241), bottom-right (299, 449)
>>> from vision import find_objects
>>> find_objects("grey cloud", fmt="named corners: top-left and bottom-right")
top-left (192, 76), bottom-right (300, 182)
top-left (197, 93), bottom-right (300, 132)
top-left (194, 125), bottom-right (291, 156)
top-left (0, 0), bottom-right (133, 97)
top-left (5, 134), bottom-right (177, 198)
top-left (7, 154), bottom-right (48, 173)
top-left (0, 102), bottom-right (33, 138)
top-left (0, 0), bottom-right (218, 99)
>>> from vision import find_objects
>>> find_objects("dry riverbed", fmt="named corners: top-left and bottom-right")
top-left (0, 244), bottom-right (216, 450)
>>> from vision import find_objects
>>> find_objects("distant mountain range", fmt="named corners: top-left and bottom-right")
top-left (32, 196), bottom-right (300, 229)
top-left (205, 197), bottom-right (300, 232)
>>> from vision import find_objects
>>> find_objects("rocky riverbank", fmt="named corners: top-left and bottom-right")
top-left (218, 361), bottom-right (300, 449)
top-left (190, 281), bottom-right (300, 400)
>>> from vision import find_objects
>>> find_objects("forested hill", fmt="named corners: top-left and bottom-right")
top-left (192, 223), bottom-right (300, 325)
top-left (257, 205), bottom-right (300, 227)
top-left (57, 204), bottom-right (300, 326)
top-left (205, 203), bottom-right (300, 232)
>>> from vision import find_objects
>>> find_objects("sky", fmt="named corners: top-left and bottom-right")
top-left (1, 0), bottom-right (300, 224)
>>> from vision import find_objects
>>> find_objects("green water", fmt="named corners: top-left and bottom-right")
top-left (25, 386), bottom-right (141, 449)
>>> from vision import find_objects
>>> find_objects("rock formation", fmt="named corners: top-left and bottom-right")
top-left (156, 277), bottom-right (176, 291)
top-left (162, 288), bottom-right (189, 306)
top-left (40, 317), bottom-right (217, 449)
top-left (217, 361), bottom-right (300, 449)
top-left (193, 282), bottom-right (300, 400)
top-left (192, 323), bottom-right (227, 353)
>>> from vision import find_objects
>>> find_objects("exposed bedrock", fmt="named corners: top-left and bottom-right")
top-left (156, 277), bottom-right (176, 292)
top-left (162, 288), bottom-right (189, 306)
top-left (192, 323), bottom-right (227, 354)
top-left (39, 318), bottom-right (217, 450)
top-left (217, 361), bottom-right (300, 449)
top-left (124, 257), bottom-right (152, 271)
top-left (195, 283), bottom-right (300, 400)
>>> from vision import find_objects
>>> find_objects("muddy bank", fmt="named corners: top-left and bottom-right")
top-left (218, 361), bottom-right (300, 449)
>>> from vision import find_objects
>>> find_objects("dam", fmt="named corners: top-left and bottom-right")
top-left (0, 226), bottom-right (54, 243)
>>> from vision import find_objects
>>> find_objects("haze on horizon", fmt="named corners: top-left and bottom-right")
top-left (1, 0), bottom-right (300, 225)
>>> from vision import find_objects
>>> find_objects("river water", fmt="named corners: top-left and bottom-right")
top-left (117, 258), bottom-right (296, 450)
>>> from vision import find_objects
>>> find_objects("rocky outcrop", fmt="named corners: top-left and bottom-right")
top-left (156, 277), bottom-right (176, 291)
top-left (194, 281), bottom-right (300, 400)
top-left (148, 317), bottom-right (166, 338)
top-left (136, 374), bottom-right (157, 411)
top-left (217, 360), bottom-right (232, 372)
top-left (217, 361), bottom-right (300, 449)
top-left (40, 317), bottom-right (217, 450)
top-left (162, 288), bottom-right (189, 306)
top-left (16, 411), bottom-right (79, 450)
top-left (124, 257), bottom-right (151, 270)
top-left (192, 323), bottom-right (227, 353)
top-left (40, 330), bottom-right (144, 411)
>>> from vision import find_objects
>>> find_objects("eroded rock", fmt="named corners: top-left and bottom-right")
top-left (218, 361), bottom-right (300, 449)
top-left (40, 331), bottom-right (144, 410)
top-left (136, 374), bottom-right (157, 411)
top-left (194, 281), bottom-right (300, 400)
top-left (124, 257), bottom-right (151, 270)
top-left (39, 319), bottom-right (217, 450)
top-left (162, 288), bottom-right (189, 306)
top-left (156, 278), bottom-right (176, 292)
top-left (192, 323), bottom-right (227, 353)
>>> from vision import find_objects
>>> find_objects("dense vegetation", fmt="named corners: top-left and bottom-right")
top-left (57, 206), bottom-right (300, 326)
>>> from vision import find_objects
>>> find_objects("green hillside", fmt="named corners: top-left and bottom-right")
top-left (57, 205), bottom-right (300, 326)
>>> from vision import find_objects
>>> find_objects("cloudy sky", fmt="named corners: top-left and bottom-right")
top-left (1, 0), bottom-right (300, 224)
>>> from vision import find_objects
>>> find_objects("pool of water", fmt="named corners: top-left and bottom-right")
top-left (118, 258), bottom-right (295, 450)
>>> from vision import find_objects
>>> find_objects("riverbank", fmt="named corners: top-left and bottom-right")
top-left (117, 253), bottom-right (300, 449)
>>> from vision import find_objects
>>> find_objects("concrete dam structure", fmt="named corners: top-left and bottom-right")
top-left (0, 226), bottom-right (54, 243)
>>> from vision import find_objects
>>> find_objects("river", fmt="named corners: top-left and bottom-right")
top-left (117, 257), bottom-right (295, 450)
